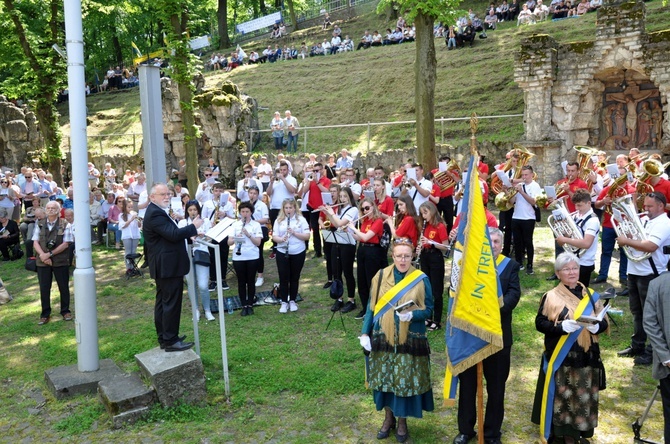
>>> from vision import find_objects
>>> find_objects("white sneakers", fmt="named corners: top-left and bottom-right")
top-left (205, 310), bottom-right (215, 321)
top-left (255, 277), bottom-right (264, 287)
top-left (279, 301), bottom-right (299, 313)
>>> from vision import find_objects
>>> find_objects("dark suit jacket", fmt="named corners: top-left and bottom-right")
top-left (143, 202), bottom-right (198, 279)
top-left (644, 271), bottom-right (670, 380)
top-left (499, 256), bottom-right (521, 347)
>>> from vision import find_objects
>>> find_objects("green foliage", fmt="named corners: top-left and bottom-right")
top-left (376, 0), bottom-right (462, 24)
top-left (141, 401), bottom-right (211, 424)
top-left (53, 403), bottom-right (105, 434)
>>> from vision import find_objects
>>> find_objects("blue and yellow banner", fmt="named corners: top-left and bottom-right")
top-left (131, 41), bottom-right (142, 57)
top-left (444, 152), bottom-right (503, 405)
top-left (373, 269), bottom-right (424, 324)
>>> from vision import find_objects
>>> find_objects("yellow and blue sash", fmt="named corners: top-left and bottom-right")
top-left (373, 269), bottom-right (424, 324)
top-left (538, 288), bottom-right (599, 443)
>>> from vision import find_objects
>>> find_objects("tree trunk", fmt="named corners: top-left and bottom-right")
top-left (259, 0), bottom-right (267, 16)
top-left (285, 0), bottom-right (298, 31)
top-left (218, 0), bottom-right (230, 49)
top-left (414, 11), bottom-right (436, 172)
top-left (112, 33), bottom-right (123, 65)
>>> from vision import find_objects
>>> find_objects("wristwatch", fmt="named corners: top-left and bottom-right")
top-left (49, 252), bottom-right (54, 258)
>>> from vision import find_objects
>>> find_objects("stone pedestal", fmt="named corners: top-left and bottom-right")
top-left (98, 373), bottom-right (156, 428)
top-left (135, 347), bottom-right (206, 408)
top-left (45, 358), bottom-right (124, 400)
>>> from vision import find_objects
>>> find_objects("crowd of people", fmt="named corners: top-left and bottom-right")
top-left (6, 141), bottom-right (670, 442)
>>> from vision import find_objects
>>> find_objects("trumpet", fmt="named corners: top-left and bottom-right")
top-left (611, 195), bottom-right (651, 262)
top-left (597, 156), bottom-right (611, 169)
top-left (494, 145), bottom-right (535, 211)
top-left (235, 218), bottom-right (248, 255)
top-left (546, 198), bottom-right (586, 256)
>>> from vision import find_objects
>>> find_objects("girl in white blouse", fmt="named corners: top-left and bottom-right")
top-left (228, 201), bottom-right (262, 316)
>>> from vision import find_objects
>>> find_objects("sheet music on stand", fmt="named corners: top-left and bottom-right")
top-left (206, 218), bottom-right (237, 243)
top-left (322, 229), bottom-right (356, 245)
top-left (606, 164), bottom-right (620, 179)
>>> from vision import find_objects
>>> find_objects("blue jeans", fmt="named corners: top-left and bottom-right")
top-left (597, 226), bottom-right (628, 281)
top-left (195, 263), bottom-right (211, 312)
top-left (273, 136), bottom-right (283, 151)
top-left (286, 133), bottom-right (298, 152)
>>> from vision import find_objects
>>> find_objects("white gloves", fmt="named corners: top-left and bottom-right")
top-left (397, 311), bottom-right (413, 322)
top-left (561, 319), bottom-right (581, 333)
top-left (359, 335), bottom-right (372, 352)
top-left (586, 323), bottom-right (600, 334)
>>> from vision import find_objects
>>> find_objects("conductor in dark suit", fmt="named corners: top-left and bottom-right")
top-left (453, 228), bottom-right (521, 444)
top-left (143, 183), bottom-right (203, 352)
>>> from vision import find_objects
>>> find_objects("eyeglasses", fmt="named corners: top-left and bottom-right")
top-left (393, 255), bottom-right (412, 261)
top-left (559, 267), bottom-right (579, 273)
top-left (647, 192), bottom-right (666, 205)
top-left (244, 171), bottom-right (251, 174)
top-left (393, 237), bottom-right (413, 246)
top-left (362, 206), bottom-right (371, 211)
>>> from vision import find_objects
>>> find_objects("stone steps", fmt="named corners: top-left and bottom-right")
top-left (97, 372), bottom-right (156, 429)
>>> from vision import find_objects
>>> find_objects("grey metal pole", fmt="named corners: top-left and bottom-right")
top-left (138, 66), bottom-right (166, 185)
top-left (367, 122), bottom-right (371, 152)
top-left (64, 0), bottom-right (99, 372)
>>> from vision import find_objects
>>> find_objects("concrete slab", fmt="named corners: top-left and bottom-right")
top-left (98, 372), bottom-right (156, 416)
top-left (135, 347), bottom-right (206, 408)
top-left (111, 406), bottom-right (151, 429)
top-left (44, 359), bottom-right (124, 400)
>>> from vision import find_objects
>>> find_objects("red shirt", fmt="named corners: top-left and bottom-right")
top-left (360, 218), bottom-right (384, 244)
top-left (421, 222), bottom-right (448, 248)
top-left (597, 182), bottom-right (635, 229)
top-left (478, 161), bottom-right (489, 175)
top-left (557, 178), bottom-right (588, 213)
top-left (392, 174), bottom-right (405, 188)
top-left (307, 176), bottom-right (331, 209)
top-left (376, 196), bottom-right (394, 217)
top-left (395, 215), bottom-right (418, 246)
top-left (430, 183), bottom-right (441, 202)
top-left (652, 178), bottom-right (670, 211)
top-left (452, 209), bottom-right (498, 234)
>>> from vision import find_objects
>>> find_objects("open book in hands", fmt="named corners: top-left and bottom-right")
top-left (576, 304), bottom-right (610, 326)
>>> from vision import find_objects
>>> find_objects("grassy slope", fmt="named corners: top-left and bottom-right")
top-left (62, 1), bottom-right (670, 157)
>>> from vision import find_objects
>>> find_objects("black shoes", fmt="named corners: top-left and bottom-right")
top-left (240, 306), bottom-right (254, 316)
top-left (165, 340), bottom-right (194, 352)
top-left (331, 300), bottom-right (344, 312)
top-left (323, 281), bottom-right (333, 289)
top-left (634, 354), bottom-right (653, 366)
top-left (525, 267), bottom-right (534, 275)
top-left (546, 274), bottom-right (558, 281)
top-left (616, 288), bottom-right (629, 296)
top-left (617, 346), bottom-right (645, 357)
top-left (160, 335), bottom-right (186, 349)
top-left (453, 433), bottom-right (476, 444)
top-left (341, 301), bottom-right (357, 314)
top-left (593, 276), bottom-right (607, 284)
top-left (395, 429), bottom-right (408, 443)
top-left (221, 280), bottom-right (230, 291)
top-left (355, 309), bottom-right (366, 320)
top-left (376, 417), bottom-right (396, 439)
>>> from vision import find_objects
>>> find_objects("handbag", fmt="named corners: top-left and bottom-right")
top-left (25, 256), bottom-right (37, 272)
top-left (0, 278), bottom-right (12, 305)
top-left (534, 206), bottom-right (541, 223)
top-left (193, 249), bottom-right (211, 266)
top-left (11, 243), bottom-right (23, 260)
top-left (379, 224), bottom-right (392, 249)
top-left (329, 279), bottom-right (344, 300)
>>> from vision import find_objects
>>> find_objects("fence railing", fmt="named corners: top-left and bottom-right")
top-left (64, 133), bottom-right (143, 156)
top-left (245, 113), bottom-right (525, 153)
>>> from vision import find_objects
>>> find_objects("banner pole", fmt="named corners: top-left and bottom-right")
top-left (477, 361), bottom-right (484, 444)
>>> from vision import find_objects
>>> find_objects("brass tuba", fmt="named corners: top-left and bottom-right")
top-left (611, 195), bottom-right (651, 262)
top-left (434, 160), bottom-right (461, 191)
top-left (574, 145), bottom-right (599, 190)
top-left (635, 158), bottom-right (670, 209)
top-left (494, 146), bottom-right (535, 211)
top-left (546, 198), bottom-right (585, 256)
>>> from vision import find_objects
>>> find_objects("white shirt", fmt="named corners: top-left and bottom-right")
top-left (32, 218), bottom-right (74, 243)
top-left (138, 190), bottom-right (148, 218)
top-left (512, 181), bottom-right (542, 220)
top-left (334, 205), bottom-right (359, 245)
top-left (628, 213), bottom-right (670, 276)
top-left (231, 219), bottom-right (262, 261)
top-left (120, 213), bottom-right (141, 240)
top-left (573, 209), bottom-right (599, 266)
top-left (236, 178), bottom-right (262, 202)
top-left (178, 217), bottom-right (212, 253)
top-left (257, 163), bottom-right (272, 184)
top-left (274, 215), bottom-right (309, 255)
top-left (202, 199), bottom-right (235, 222)
top-left (269, 175), bottom-right (298, 209)
top-left (409, 178), bottom-right (432, 209)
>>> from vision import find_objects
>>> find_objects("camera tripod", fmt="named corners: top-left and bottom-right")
top-left (632, 385), bottom-right (660, 444)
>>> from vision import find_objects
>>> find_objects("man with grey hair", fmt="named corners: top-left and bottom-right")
top-left (453, 227), bottom-right (520, 444)
top-left (284, 110), bottom-right (300, 153)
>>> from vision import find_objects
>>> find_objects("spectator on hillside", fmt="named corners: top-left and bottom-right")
top-left (566, 0), bottom-right (578, 16)
top-left (534, 0), bottom-right (550, 20)
top-left (249, 51), bottom-right (260, 64)
top-left (322, 13), bottom-right (332, 30)
top-left (357, 30), bottom-right (373, 50)
top-left (403, 25), bottom-right (415, 42)
top-left (332, 24), bottom-right (342, 37)
top-left (208, 53), bottom-right (220, 70)
top-left (263, 46), bottom-right (274, 62)
top-left (330, 32), bottom-right (342, 54)
top-left (310, 43), bottom-right (324, 56)
top-left (459, 20), bottom-right (476, 46)
top-left (396, 16), bottom-right (406, 29)
top-left (576, 0), bottom-right (590, 15)
top-left (390, 27), bottom-right (404, 44)
top-left (278, 23), bottom-right (287, 38)
top-left (517, 4), bottom-right (535, 24)
top-left (271, 23), bottom-right (280, 39)
top-left (589, 0), bottom-right (602, 10)
top-left (218, 54), bottom-right (228, 70)
top-left (270, 45), bottom-right (282, 62)
top-left (509, 0), bottom-right (520, 19)
top-left (371, 30), bottom-right (383, 46)
top-left (526, 0), bottom-right (537, 11)
top-left (552, 0), bottom-right (569, 18)
top-left (497, 0), bottom-right (510, 21)
top-left (382, 29), bottom-right (393, 46)
top-left (446, 25), bottom-right (458, 49)
top-left (340, 35), bottom-right (354, 52)
top-left (322, 39), bottom-right (332, 54)
top-left (485, 9), bottom-right (499, 29)
top-left (299, 43), bottom-right (308, 59)
top-left (472, 16), bottom-right (485, 32)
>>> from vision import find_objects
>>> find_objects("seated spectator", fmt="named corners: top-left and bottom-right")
top-left (249, 51), bottom-right (260, 64)
top-left (288, 46), bottom-right (298, 59)
top-left (589, 0), bottom-right (602, 10)
top-left (340, 35), bottom-right (354, 52)
top-left (517, 4), bottom-right (535, 24)
top-left (322, 39), bottom-right (332, 54)
top-left (332, 24), bottom-right (342, 37)
top-left (269, 45), bottom-right (281, 62)
top-left (508, 0), bottom-right (520, 19)
top-left (271, 23), bottom-right (280, 39)
top-left (497, 1), bottom-right (510, 21)
top-left (99, 77), bottom-right (108, 92)
top-left (434, 22), bottom-right (445, 37)
top-left (357, 30), bottom-right (373, 50)
top-left (472, 16), bottom-right (484, 32)
top-left (310, 43), bottom-right (324, 56)
top-left (208, 53), bottom-right (219, 70)
top-left (484, 9), bottom-right (499, 29)
top-left (322, 13), bottom-right (332, 30)
top-left (576, 0), bottom-right (590, 15)
top-left (459, 20), bottom-right (476, 46)
top-left (403, 25), bottom-right (415, 42)
top-left (330, 32), bottom-right (341, 54)
top-left (278, 22), bottom-right (286, 38)
top-left (218, 54), bottom-right (228, 69)
top-left (382, 28), bottom-right (393, 45)
top-left (397, 16), bottom-right (406, 30)
top-left (552, 0), bottom-right (569, 18)
top-left (526, 0), bottom-right (537, 11)
top-left (390, 27), bottom-right (404, 44)
top-left (534, 0), bottom-right (550, 20)
top-left (566, 0), bottom-right (578, 16)
top-left (0, 208), bottom-right (20, 261)
top-left (262, 46), bottom-right (273, 62)
top-left (371, 30), bottom-right (383, 46)
top-left (446, 25), bottom-right (458, 50)
top-left (225, 52), bottom-right (241, 71)
top-left (299, 43), bottom-right (308, 59)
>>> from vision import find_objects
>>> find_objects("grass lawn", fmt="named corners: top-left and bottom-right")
top-left (0, 223), bottom-right (664, 442)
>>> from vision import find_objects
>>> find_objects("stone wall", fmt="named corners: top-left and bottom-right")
top-left (0, 96), bottom-right (44, 170)
top-left (514, 0), bottom-right (670, 185)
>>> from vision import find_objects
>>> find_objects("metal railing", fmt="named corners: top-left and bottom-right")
top-left (64, 133), bottom-right (143, 155)
top-left (245, 113), bottom-right (525, 153)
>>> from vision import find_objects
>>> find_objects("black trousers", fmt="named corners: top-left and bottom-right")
top-left (660, 374), bottom-right (670, 443)
top-left (331, 243), bottom-right (356, 300)
top-left (499, 208), bottom-right (514, 256)
top-left (457, 346), bottom-right (512, 440)
top-left (511, 218), bottom-right (535, 268)
top-left (308, 209), bottom-right (323, 255)
top-left (37, 265), bottom-right (71, 318)
top-left (154, 276), bottom-right (184, 345)
top-left (579, 264), bottom-right (594, 288)
top-left (0, 238), bottom-right (19, 260)
top-left (420, 248), bottom-right (445, 324)
top-left (209, 239), bottom-right (229, 281)
top-left (437, 196), bottom-right (454, 236)
top-left (96, 219), bottom-right (107, 243)
top-left (301, 210), bottom-right (311, 250)
top-left (269, 208), bottom-right (280, 251)
top-left (629, 273), bottom-right (655, 355)
top-left (276, 250), bottom-right (306, 302)
top-left (257, 227), bottom-right (268, 274)
top-left (233, 259), bottom-right (259, 307)
top-left (356, 245), bottom-right (388, 310)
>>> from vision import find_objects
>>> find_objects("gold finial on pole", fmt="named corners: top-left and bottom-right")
top-left (470, 113), bottom-right (479, 156)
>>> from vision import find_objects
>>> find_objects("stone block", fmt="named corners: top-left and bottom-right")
top-left (111, 406), bottom-right (151, 429)
top-left (98, 372), bottom-right (156, 417)
top-left (135, 347), bottom-right (206, 408)
top-left (45, 359), bottom-right (124, 400)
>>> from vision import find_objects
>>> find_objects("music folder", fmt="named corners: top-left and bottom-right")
top-left (322, 229), bottom-right (356, 245)
top-left (205, 218), bottom-right (236, 243)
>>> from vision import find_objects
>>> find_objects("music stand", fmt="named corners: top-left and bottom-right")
top-left (323, 229), bottom-right (356, 333)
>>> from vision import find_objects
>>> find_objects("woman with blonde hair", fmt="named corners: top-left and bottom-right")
top-left (385, 194), bottom-right (420, 247)
top-left (359, 237), bottom-right (434, 442)
top-left (272, 198), bottom-right (310, 313)
top-left (373, 178), bottom-right (394, 219)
